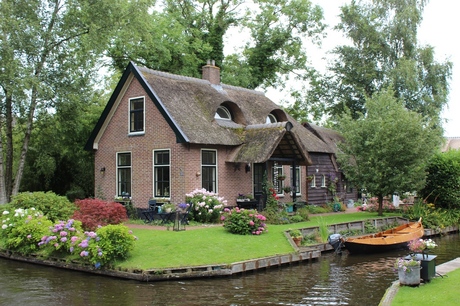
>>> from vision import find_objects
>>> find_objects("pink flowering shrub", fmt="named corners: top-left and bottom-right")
top-left (72, 198), bottom-right (128, 231)
top-left (221, 207), bottom-right (267, 235)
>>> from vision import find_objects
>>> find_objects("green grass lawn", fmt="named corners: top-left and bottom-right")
top-left (390, 268), bottom-right (460, 305)
top-left (117, 212), bottom-right (401, 270)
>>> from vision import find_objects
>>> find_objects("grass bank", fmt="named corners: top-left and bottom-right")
top-left (118, 212), bottom-right (401, 270)
top-left (390, 268), bottom-right (460, 305)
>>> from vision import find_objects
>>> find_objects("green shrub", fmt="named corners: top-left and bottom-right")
top-left (0, 207), bottom-right (52, 255)
top-left (222, 207), bottom-right (267, 235)
top-left (403, 200), bottom-right (460, 231)
top-left (420, 150), bottom-right (460, 209)
top-left (88, 224), bottom-right (137, 266)
top-left (38, 222), bottom-right (136, 268)
top-left (296, 207), bottom-right (310, 221)
top-left (185, 188), bottom-right (226, 223)
top-left (10, 191), bottom-right (76, 222)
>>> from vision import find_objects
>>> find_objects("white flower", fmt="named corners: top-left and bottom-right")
top-left (2, 211), bottom-right (9, 215)
top-left (1, 224), bottom-right (7, 229)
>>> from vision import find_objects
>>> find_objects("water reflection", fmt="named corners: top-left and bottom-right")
top-left (0, 233), bottom-right (458, 306)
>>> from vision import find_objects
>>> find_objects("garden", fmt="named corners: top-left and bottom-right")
top-left (2, 186), bottom-right (460, 273)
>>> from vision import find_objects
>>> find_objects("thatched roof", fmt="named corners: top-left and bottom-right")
top-left (302, 122), bottom-right (344, 153)
top-left (442, 137), bottom-right (460, 152)
top-left (85, 62), bottom-right (333, 165)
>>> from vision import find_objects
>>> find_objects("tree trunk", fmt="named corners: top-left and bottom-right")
top-left (0, 122), bottom-right (7, 205)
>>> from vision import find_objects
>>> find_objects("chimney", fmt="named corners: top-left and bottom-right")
top-left (202, 59), bottom-right (220, 85)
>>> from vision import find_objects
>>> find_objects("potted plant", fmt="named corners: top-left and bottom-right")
top-left (289, 229), bottom-right (303, 246)
top-left (408, 238), bottom-right (437, 257)
top-left (283, 186), bottom-right (292, 194)
top-left (394, 257), bottom-right (421, 286)
top-left (161, 202), bottom-right (176, 213)
top-left (277, 174), bottom-right (286, 181)
top-left (306, 175), bottom-right (313, 183)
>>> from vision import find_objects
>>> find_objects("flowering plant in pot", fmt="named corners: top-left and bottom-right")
top-left (408, 238), bottom-right (437, 253)
top-left (394, 257), bottom-right (421, 273)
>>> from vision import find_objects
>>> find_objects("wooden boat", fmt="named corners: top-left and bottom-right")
top-left (343, 218), bottom-right (424, 254)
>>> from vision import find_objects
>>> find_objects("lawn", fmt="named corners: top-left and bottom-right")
top-left (390, 268), bottom-right (460, 305)
top-left (117, 211), bottom-right (401, 270)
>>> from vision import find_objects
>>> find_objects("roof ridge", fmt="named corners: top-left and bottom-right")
top-left (137, 66), bottom-right (210, 85)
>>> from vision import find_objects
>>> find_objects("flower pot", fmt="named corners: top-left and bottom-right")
top-left (398, 266), bottom-right (421, 286)
top-left (292, 237), bottom-right (302, 247)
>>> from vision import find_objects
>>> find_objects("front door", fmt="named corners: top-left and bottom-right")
top-left (253, 163), bottom-right (266, 210)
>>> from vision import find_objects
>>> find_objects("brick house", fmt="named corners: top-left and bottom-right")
top-left (85, 61), bottom-right (356, 209)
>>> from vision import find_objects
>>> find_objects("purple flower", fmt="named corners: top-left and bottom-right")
top-left (80, 251), bottom-right (89, 257)
top-left (60, 231), bottom-right (67, 237)
top-left (60, 237), bottom-right (67, 242)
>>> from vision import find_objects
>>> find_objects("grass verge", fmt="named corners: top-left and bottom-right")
top-left (117, 212), bottom-right (401, 270)
top-left (390, 268), bottom-right (460, 305)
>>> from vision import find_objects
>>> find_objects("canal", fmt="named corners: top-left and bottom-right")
top-left (0, 233), bottom-right (459, 306)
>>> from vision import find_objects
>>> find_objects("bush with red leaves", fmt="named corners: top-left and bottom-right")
top-left (72, 198), bottom-right (128, 231)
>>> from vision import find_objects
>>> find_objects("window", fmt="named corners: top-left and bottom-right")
top-left (202, 150), bottom-right (217, 192)
top-left (310, 174), bottom-right (316, 187)
top-left (214, 106), bottom-right (231, 120)
top-left (154, 150), bottom-right (170, 198)
top-left (272, 164), bottom-right (283, 195)
top-left (321, 175), bottom-right (326, 187)
top-left (266, 113), bottom-right (277, 123)
top-left (117, 152), bottom-right (131, 197)
top-left (290, 166), bottom-right (301, 194)
top-left (129, 97), bottom-right (145, 133)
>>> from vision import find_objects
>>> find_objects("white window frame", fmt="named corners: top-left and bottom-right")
top-left (153, 149), bottom-right (171, 198)
top-left (272, 164), bottom-right (283, 195)
top-left (310, 174), bottom-right (316, 188)
top-left (321, 175), bottom-right (326, 187)
top-left (290, 166), bottom-right (301, 195)
top-left (201, 149), bottom-right (218, 193)
top-left (214, 106), bottom-right (232, 120)
top-left (128, 96), bottom-right (145, 135)
top-left (266, 113), bottom-right (277, 123)
top-left (116, 151), bottom-right (132, 197)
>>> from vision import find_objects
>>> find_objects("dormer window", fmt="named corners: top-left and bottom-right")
top-left (266, 113), bottom-right (277, 123)
top-left (215, 106), bottom-right (232, 120)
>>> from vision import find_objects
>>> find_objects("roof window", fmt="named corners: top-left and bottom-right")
top-left (215, 106), bottom-right (232, 120)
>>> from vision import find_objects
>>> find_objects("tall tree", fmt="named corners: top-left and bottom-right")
top-left (336, 88), bottom-right (442, 216)
top-left (289, 0), bottom-right (452, 127)
top-left (0, 0), bottom-right (154, 204)
top-left (109, 0), bottom-right (325, 89)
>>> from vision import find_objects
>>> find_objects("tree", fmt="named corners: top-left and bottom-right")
top-left (0, 0), bottom-right (154, 204)
top-left (420, 150), bottom-right (460, 209)
top-left (109, 0), bottom-right (325, 89)
top-left (289, 0), bottom-right (452, 127)
top-left (336, 88), bottom-right (442, 216)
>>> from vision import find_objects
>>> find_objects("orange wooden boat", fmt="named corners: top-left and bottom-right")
top-left (343, 218), bottom-right (424, 254)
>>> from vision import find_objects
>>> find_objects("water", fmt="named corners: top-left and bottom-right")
top-left (0, 234), bottom-right (458, 306)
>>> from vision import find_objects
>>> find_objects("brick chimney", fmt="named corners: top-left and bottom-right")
top-left (202, 60), bottom-right (220, 85)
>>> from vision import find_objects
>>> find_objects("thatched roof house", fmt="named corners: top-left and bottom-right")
top-left (85, 61), bottom-right (350, 208)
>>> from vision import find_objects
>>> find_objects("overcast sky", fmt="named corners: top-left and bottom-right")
top-left (258, 0), bottom-right (459, 137)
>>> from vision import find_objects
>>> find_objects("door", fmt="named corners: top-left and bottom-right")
top-left (253, 163), bottom-right (266, 210)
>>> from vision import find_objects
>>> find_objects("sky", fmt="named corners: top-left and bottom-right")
top-left (261, 0), bottom-right (459, 137)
